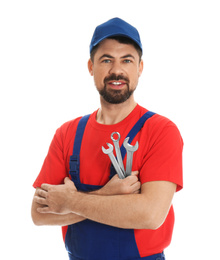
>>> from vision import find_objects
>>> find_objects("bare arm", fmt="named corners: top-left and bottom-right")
top-left (32, 171), bottom-right (141, 226)
top-left (34, 176), bottom-right (176, 229)
top-left (31, 188), bottom-right (85, 226)
top-left (68, 181), bottom-right (176, 229)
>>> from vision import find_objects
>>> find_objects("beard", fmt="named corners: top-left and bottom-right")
top-left (97, 74), bottom-right (135, 104)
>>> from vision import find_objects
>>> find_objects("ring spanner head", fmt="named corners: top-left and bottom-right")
top-left (111, 132), bottom-right (120, 142)
top-left (110, 132), bottom-right (125, 174)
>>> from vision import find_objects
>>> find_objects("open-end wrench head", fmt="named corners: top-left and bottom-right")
top-left (123, 137), bottom-right (139, 151)
top-left (102, 143), bottom-right (114, 154)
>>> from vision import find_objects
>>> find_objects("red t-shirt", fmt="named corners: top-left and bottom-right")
top-left (33, 104), bottom-right (183, 257)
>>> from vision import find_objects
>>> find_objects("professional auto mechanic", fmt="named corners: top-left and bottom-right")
top-left (32, 17), bottom-right (183, 260)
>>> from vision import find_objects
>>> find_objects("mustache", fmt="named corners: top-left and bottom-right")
top-left (104, 74), bottom-right (129, 84)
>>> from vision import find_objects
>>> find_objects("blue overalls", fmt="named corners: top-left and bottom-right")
top-left (66, 111), bottom-right (166, 260)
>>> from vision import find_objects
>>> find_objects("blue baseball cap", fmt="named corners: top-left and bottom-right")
top-left (90, 17), bottom-right (142, 53)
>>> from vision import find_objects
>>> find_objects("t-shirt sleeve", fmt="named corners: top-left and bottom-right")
top-left (33, 127), bottom-right (68, 188)
top-left (139, 120), bottom-right (183, 192)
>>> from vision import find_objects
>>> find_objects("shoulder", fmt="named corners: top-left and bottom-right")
top-left (139, 108), bottom-right (183, 147)
top-left (52, 116), bottom-right (83, 149)
top-left (148, 113), bottom-right (180, 133)
top-left (58, 117), bottom-right (82, 135)
top-left (140, 106), bottom-right (181, 134)
top-left (138, 110), bottom-right (183, 190)
top-left (53, 113), bottom-right (96, 147)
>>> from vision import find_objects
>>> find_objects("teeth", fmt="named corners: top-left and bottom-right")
top-left (112, 82), bottom-right (122, 85)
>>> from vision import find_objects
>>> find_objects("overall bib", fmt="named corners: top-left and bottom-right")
top-left (66, 111), bottom-right (165, 260)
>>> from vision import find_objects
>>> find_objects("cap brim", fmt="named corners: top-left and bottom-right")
top-left (91, 33), bottom-right (142, 52)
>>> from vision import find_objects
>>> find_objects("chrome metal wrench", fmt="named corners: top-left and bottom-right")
top-left (111, 132), bottom-right (125, 175)
top-left (102, 143), bottom-right (125, 179)
top-left (123, 137), bottom-right (139, 177)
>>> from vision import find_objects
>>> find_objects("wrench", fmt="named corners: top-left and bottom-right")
top-left (102, 143), bottom-right (125, 179)
top-left (123, 137), bottom-right (139, 177)
top-left (111, 132), bottom-right (125, 175)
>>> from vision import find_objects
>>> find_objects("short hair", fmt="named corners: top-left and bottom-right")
top-left (90, 36), bottom-right (143, 63)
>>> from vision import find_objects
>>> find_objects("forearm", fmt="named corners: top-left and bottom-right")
top-left (70, 192), bottom-right (151, 229)
top-left (32, 211), bottom-right (85, 226)
top-left (32, 188), bottom-right (103, 226)
top-left (35, 178), bottom-right (175, 229)
top-left (31, 200), bottom-right (85, 226)
top-left (70, 181), bottom-right (176, 229)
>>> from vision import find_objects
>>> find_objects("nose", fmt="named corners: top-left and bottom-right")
top-left (109, 60), bottom-right (124, 75)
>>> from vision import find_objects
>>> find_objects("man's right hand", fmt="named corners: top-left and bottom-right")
top-left (97, 171), bottom-right (141, 196)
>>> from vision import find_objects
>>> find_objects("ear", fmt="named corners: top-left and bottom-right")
top-left (138, 59), bottom-right (144, 77)
top-left (88, 58), bottom-right (94, 76)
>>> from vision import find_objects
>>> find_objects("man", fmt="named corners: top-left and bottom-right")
top-left (32, 17), bottom-right (183, 260)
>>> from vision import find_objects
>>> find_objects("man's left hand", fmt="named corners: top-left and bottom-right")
top-left (34, 177), bottom-right (76, 215)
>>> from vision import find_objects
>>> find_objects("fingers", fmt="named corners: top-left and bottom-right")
top-left (36, 188), bottom-right (47, 198)
top-left (131, 181), bottom-right (141, 194)
top-left (64, 177), bottom-right (75, 187)
top-left (41, 183), bottom-right (51, 191)
top-left (34, 188), bottom-right (48, 206)
top-left (37, 206), bottom-right (51, 214)
top-left (34, 194), bottom-right (47, 206)
top-left (116, 171), bottom-right (140, 194)
top-left (65, 177), bottom-right (78, 191)
top-left (64, 177), bottom-right (71, 184)
top-left (125, 172), bottom-right (139, 185)
top-left (131, 170), bottom-right (139, 176)
top-left (126, 171), bottom-right (141, 194)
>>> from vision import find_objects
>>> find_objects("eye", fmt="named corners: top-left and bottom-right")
top-left (123, 59), bottom-right (132, 63)
top-left (102, 59), bottom-right (111, 63)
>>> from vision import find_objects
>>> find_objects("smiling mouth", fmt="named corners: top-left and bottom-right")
top-left (107, 80), bottom-right (127, 88)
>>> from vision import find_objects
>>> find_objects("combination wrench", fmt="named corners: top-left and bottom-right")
top-left (123, 137), bottom-right (139, 177)
top-left (102, 143), bottom-right (125, 179)
top-left (111, 132), bottom-right (125, 175)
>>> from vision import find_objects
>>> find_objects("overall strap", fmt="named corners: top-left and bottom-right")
top-left (69, 114), bottom-right (91, 186)
top-left (120, 111), bottom-right (155, 159)
top-left (72, 114), bottom-right (91, 155)
top-left (110, 111), bottom-right (156, 178)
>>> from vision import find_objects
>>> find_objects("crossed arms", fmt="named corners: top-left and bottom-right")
top-left (31, 171), bottom-right (176, 230)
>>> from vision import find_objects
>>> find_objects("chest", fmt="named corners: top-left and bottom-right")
top-left (66, 111), bottom-right (154, 186)
top-left (78, 126), bottom-right (144, 186)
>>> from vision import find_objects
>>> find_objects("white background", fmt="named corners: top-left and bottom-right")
top-left (0, 0), bottom-right (220, 259)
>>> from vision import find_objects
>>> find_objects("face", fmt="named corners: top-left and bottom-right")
top-left (88, 39), bottom-right (143, 104)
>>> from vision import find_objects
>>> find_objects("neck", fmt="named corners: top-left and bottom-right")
top-left (96, 96), bottom-right (137, 125)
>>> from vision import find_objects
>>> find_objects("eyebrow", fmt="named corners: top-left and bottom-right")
top-left (121, 54), bottom-right (135, 60)
top-left (99, 54), bottom-right (114, 61)
top-left (98, 54), bottom-right (136, 61)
